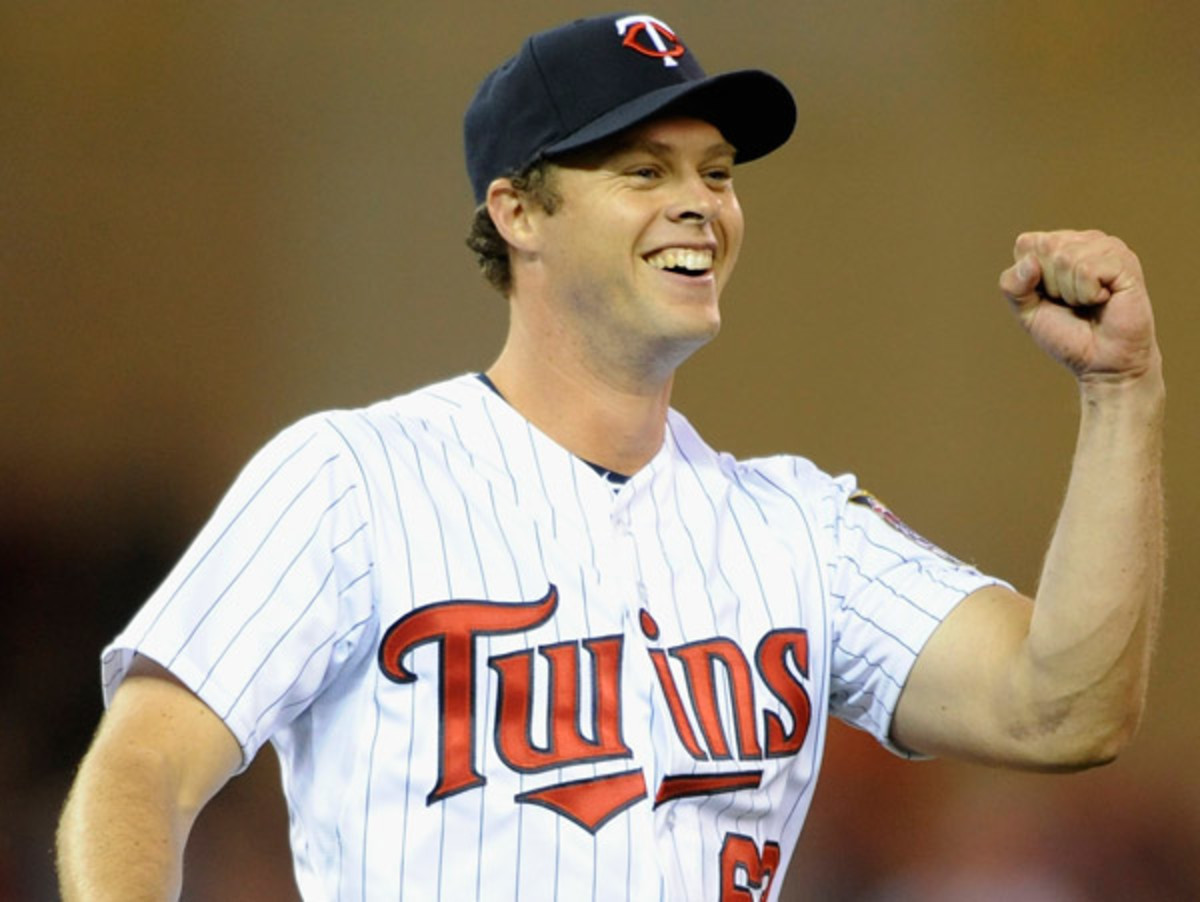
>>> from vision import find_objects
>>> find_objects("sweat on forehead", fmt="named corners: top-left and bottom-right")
top-left (463, 12), bottom-right (796, 203)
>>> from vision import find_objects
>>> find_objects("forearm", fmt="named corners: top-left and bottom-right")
top-left (1018, 361), bottom-right (1165, 759)
top-left (894, 230), bottom-right (1165, 769)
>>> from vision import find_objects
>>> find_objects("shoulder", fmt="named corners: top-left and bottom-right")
top-left (284, 373), bottom-right (488, 460)
top-left (665, 407), bottom-right (856, 504)
top-left (213, 374), bottom-right (489, 518)
top-left (663, 409), bottom-right (866, 547)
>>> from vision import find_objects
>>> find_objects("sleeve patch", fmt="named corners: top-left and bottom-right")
top-left (848, 490), bottom-right (964, 566)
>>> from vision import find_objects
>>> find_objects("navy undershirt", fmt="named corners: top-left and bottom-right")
top-left (475, 373), bottom-right (631, 487)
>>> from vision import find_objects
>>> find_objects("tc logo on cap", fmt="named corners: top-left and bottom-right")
top-left (615, 14), bottom-right (686, 68)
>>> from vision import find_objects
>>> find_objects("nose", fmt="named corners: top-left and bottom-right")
top-left (665, 172), bottom-right (720, 224)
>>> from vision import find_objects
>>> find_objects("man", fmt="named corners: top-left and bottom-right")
top-left (57, 12), bottom-right (1163, 901)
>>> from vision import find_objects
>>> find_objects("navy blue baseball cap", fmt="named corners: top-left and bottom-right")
top-left (464, 13), bottom-right (797, 203)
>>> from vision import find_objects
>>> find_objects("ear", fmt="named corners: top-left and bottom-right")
top-left (485, 178), bottom-right (540, 254)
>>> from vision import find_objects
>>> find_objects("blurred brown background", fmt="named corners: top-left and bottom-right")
top-left (2, 1), bottom-right (1197, 899)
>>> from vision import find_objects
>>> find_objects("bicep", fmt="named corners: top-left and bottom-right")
top-left (93, 655), bottom-right (243, 818)
top-left (890, 585), bottom-right (1036, 765)
top-left (58, 658), bottom-right (244, 899)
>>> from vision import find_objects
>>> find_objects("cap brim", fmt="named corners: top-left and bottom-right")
top-left (543, 69), bottom-right (796, 165)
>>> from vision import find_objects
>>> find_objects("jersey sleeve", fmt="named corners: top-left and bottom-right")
top-left (823, 475), bottom-right (1010, 757)
top-left (100, 413), bottom-right (377, 770)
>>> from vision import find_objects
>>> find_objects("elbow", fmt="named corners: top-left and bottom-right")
top-left (1073, 705), bottom-right (1145, 770)
top-left (1046, 732), bottom-right (1125, 773)
top-left (1018, 697), bottom-right (1145, 772)
top-left (1009, 645), bottom-right (1153, 771)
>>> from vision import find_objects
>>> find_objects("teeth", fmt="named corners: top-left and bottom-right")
top-left (646, 248), bottom-right (713, 273)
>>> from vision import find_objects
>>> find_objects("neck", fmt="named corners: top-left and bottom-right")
top-left (486, 325), bottom-right (674, 477)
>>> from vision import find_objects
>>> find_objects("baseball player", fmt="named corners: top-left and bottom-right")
top-left (57, 12), bottom-right (1164, 901)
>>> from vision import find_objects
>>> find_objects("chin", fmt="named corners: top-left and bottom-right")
top-left (663, 319), bottom-right (722, 364)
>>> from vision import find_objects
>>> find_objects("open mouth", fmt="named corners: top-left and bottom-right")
top-left (644, 247), bottom-right (714, 277)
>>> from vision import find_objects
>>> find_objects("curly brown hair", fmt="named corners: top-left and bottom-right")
top-left (465, 160), bottom-right (561, 296)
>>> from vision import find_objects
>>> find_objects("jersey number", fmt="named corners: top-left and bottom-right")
top-left (720, 833), bottom-right (781, 901)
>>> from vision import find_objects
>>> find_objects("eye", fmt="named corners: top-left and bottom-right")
top-left (627, 164), bottom-right (663, 181)
top-left (704, 166), bottom-right (734, 186)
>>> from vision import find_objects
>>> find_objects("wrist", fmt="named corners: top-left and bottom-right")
top-left (1078, 352), bottom-right (1165, 408)
top-left (1075, 365), bottom-right (1165, 447)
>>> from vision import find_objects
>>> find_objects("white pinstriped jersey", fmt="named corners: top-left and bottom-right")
top-left (103, 373), bottom-right (1004, 901)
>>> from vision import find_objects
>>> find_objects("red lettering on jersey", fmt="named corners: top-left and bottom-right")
top-left (381, 591), bottom-right (813, 826)
top-left (719, 833), bottom-right (781, 902)
top-left (671, 639), bottom-right (763, 760)
top-left (756, 630), bottom-right (812, 757)
top-left (643, 612), bottom-right (811, 764)
top-left (654, 771), bottom-right (762, 806)
top-left (647, 648), bottom-right (707, 759)
top-left (638, 608), bottom-right (660, 640)
top-left (490, 635), bottom-right (631, 771)
top-left (377, 585), bottom-right (557, 802)
top-left (642, 609), bottom-right (706, 759)
top-left (515, 769), bottom-right (647, 833)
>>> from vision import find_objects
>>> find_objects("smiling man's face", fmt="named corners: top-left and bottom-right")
top-left (527, 116), bottom-right (745, 376)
